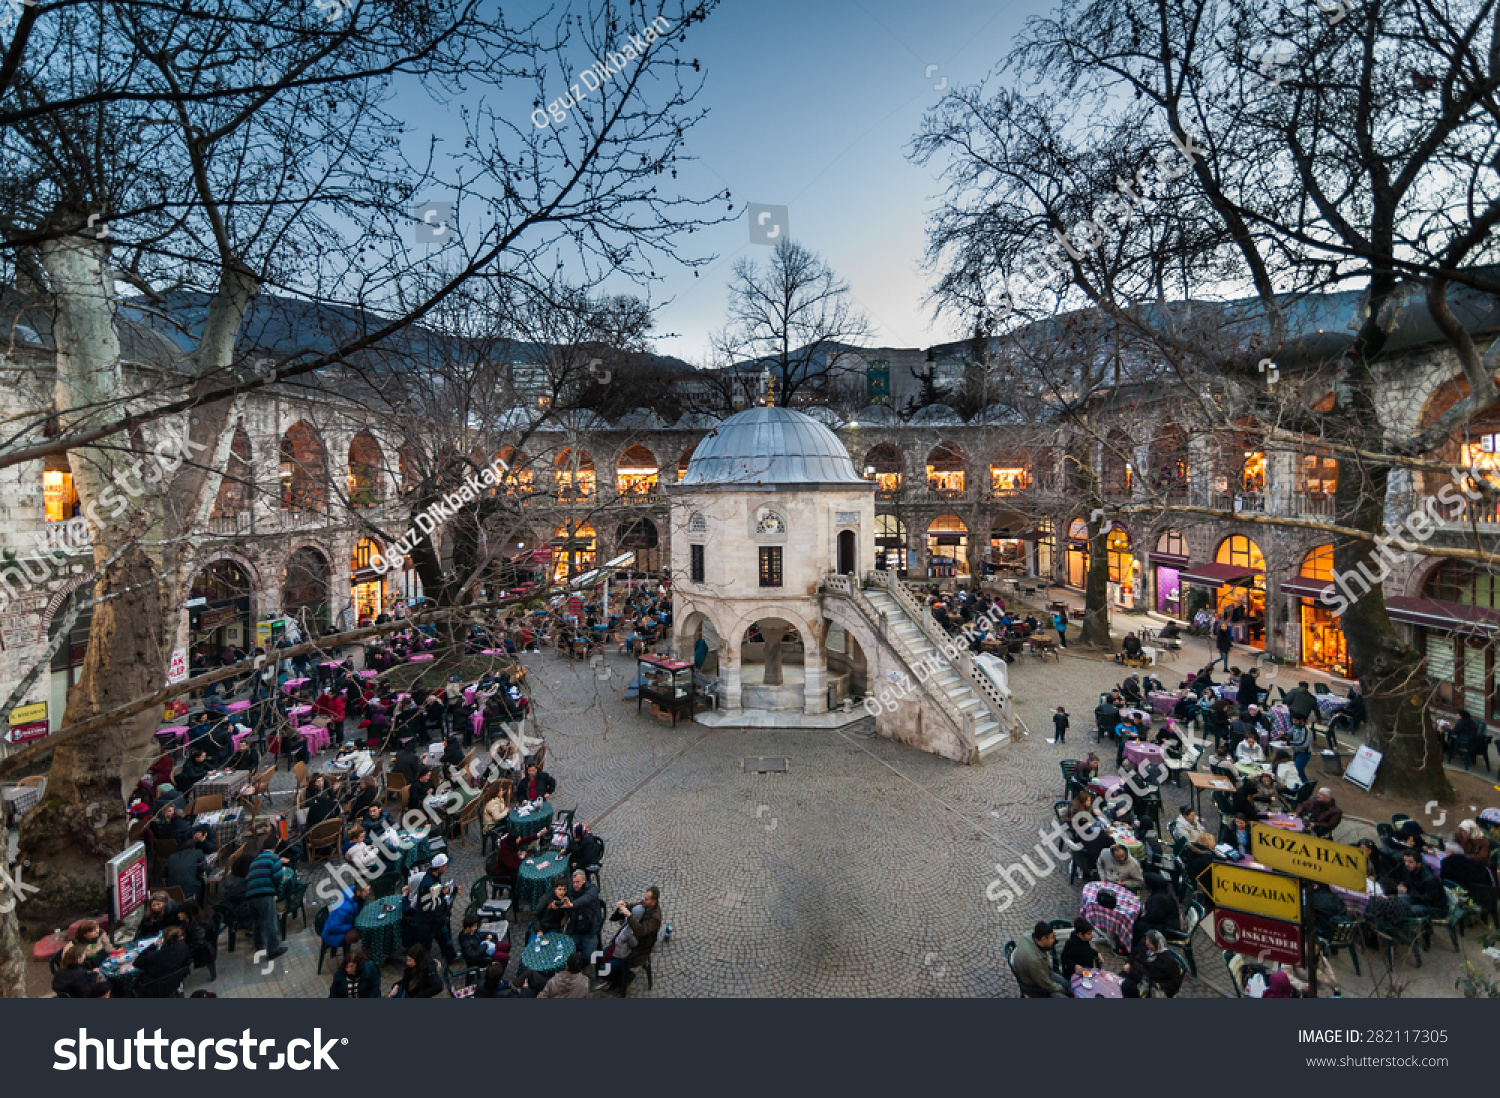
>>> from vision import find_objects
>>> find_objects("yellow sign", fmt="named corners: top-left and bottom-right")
top-left (1250, 824), bottom-right (1367, 891)
top-left (8, 701), bottom-right (46, 726)
top-left (1209, 862), bottom-right (1302, 922)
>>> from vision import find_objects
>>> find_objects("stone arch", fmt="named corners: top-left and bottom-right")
top-left (212, 425), bottom-right (254, 518)
top-left (35, 574), bottom-right (93, 645)
top-left (280, 420), bottom-right (328, 512)
top-left (348, 430), bottom-right (385, 506)
top-left (615, 443), bottom-right (660, 498)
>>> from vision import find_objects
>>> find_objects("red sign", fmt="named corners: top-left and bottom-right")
top-left (107, 843), bottom-right (149, 924)
top-left (567, 596), bottom-right (583, 621)
top-left (1211, 908), bottom-right (1303, 966)
top-left (5, 721), bottom-right (48, 744)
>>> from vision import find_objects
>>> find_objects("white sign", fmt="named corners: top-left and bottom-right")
top-left (1344, 744), bottom-right (1383, 791)
top-left (167, 648), bottom-right (188, 684)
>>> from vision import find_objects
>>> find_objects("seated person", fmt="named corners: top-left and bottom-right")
top-left (1233, 731), bottom-right (1266, 766)
top-left (52, 944), bottom-right (111, 998)
top-left (1388, 819), bottom-right (1429, 855)
top-left (1179, 833), bottom-right (1217, 899)
top-left (328, 947), bottom-right (382, 998)
top-left (345, 775), bottom-right (380, 819)
top-left (1093, 699), bottom-right (1121, 739)
top-left (566, 823), bottom-right (604, 870)
top-left (1273, 749), bottom-right (1301, 790)
top-left (1308, 882), bottom-right (1348, 939)
top-left (1221, 814), bottom-right (1254, 859)
top-left (1121, 930), bottom-right (1184, 998)
top-left (1118, 634), bottom-right (1143, 664)
top-left (357, 804), bottom-right (395, 839)
top-left (1096, 844), bottom-right (1146, 894)
top-left (149, 803), bottom-right (194, 847)
top-left (1229, 778), bottom-right (1263, 821)
top-left (135, 925), bottom-right (193, 984)
top-left (301, 776), bottom-right (341, 830)
top-left (1439, 842), bottom-right (1492, 892)
top-left (174, 747), bottom-right (214, 792)
top-left (164, 843), bottom-right (211, 905)
top-left (69, 919), bottom-right (114, 969)
top-left (1296, 788), bottom-right (1342, 837)
top-left (1170, 806), bottom-right (1208, 846)
top-left (1058, 918), bottom-right (1101, 975)
top-left (1119, 673), bottom-right (1144, 705)
top-left (1382, 850), bottom-right (1448, 919)
top-left (1013, 921), bottom-right (1069, 997)
top-left (458, 913), bottom-right (502, 968)
top-left (135, 891), bottom-right (180, 940)
top-left (490, 832), bottom-right (525, 885)
top-left (1133, 881), bottom-right (1180, 953)
top-left (534, 881), bottom-right (572, 936)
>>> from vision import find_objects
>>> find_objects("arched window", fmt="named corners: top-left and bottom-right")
top-left (756, 512), bottom-right (786, 535)
top-left (348, 431), bottom-right (384, 507)
top-left (864, 443), bottom-right (903, 497)
top-left (555, 447), bottom-right (595, 500)
top-left (875, 513), bottom-right (907, 573)
top-left (212, 427), bottom-right (254, 524)
top-left (925, 442), bottom-right (965, 498)
top-left (616, 445), bottom-right (659, 498)
top-left (280, 421), bottom-right (328, 512)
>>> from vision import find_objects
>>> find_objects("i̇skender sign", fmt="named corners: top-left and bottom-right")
top-left (1208, 862), bottom-right (1302, 922)
top-left (1250, 824), bottom-right (1366, 890)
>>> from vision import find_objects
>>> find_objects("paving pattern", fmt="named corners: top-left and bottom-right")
top-left (44, 610), bottom-right (1474, 998)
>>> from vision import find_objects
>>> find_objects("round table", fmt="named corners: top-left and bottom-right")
top-left (521, 932), bottom-right (574, 977)
top-left (516, 851), bottom-right (570, 909)
top-left (1108, 824), bottom-right (1145, 863)
top-left (1071, 968), bottom-right (1124, 998)
top-left (354, 897), bottom-right (405, 965)
top-left (391, 830), bottom-right (432, 872)
top-left (227, 700), bottom-right (252, 713)
top-left (288, 705), bottom-right (313, 719)
top-left (507, 800), bottom-right (555, 838)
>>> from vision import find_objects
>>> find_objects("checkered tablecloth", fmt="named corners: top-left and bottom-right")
top-left (194, 808), bottom-right (245, 847)
top-left (1315, 694), bottom-right (1348, 717)
top-left (1334, 884), bottom-right (1377, 915)
top-left (194, 769), bottom-right (249, 801)
top-left (3, 782), bottom-right (43, 822)
top-left (1269, 705), bottom-right (1292, 735)
top-left (1082, 881), bottom-right (1141, 946)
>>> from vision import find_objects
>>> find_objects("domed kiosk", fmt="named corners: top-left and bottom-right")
top-left (668, 406), bottom-right (875, 720)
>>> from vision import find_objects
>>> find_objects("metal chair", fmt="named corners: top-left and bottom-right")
top-left (1321, 916), bottom-right (1363, 976)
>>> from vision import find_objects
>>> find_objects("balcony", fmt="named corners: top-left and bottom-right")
top-left (1209, 491), bottom-right (1266, 514)
top-left (43, 519), bottom-right (91, 552)
top-left (1294, 492), bottom-right (1337, 517)
top-left (208, 511), bottom-right (254, 536)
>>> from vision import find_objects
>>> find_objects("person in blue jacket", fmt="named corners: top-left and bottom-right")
top-left (321, 884), bottom-right (370, 962)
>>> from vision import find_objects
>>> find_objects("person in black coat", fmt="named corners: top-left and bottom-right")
top-left (301, 777), bottom-right (340, 830)
top-left (174, 748), bottom-right (213, 793)
top-left (1179, 834), bottom-right (1217, 905)
top-left (134, 927), bottom-right (192, 992)
top-left (329, 949), bottom-right (381, 998)
top-left (1093, 700), bottom-right (1121, 740)
top-left (392, 746), bottom-right (423, 789)
top-left (1058, 919), bottom-right (1101, 975)
top-left (566, 824), bottom-right (604, 871)
top-left (1383, 851), bottom-right (1448, 918)
top-left (164, 846), bottom-right (211, 904)
top-left (149, 803), bottom-right (194, 847)
top-left (389, 945), bottom-right (443, 998)
top-left (517, 761), bottom-right (556, 801)
top-left (1121, 930), bottom-right (1184, 997)
top-left (53, 945), bottom-right (112, 998)
top-left (1236, 668), bottom-right (1260, 710)
top-left (1133, 882), bottom-right (1180, 953)
top-left (135, 892), bottom-right (180, 940)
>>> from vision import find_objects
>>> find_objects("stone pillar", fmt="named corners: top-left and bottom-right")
top-left (803, 654), bottom-right (827, 715)
top-left (722, 656), bottom-right (742, 712)
top-left (759, 622), bottom-right (787, 686)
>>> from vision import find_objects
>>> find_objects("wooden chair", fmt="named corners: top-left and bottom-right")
top-left (292, 761), bottom-right (309, 800)
top-left (163, 886), bottom-right (188, 904)
top-left (304, 819), bottom-right (344, 863)
top-left (190, 793), bottom-right (224, 814)
top-left (385, 772), bottom-right (409, 811)
top-left (454, 797), bottom-right (481, 844)
top-left (17, 775), bottom-right (44, 788)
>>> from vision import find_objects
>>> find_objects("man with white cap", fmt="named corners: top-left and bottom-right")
top-left (410, 852), bottom-right (460, 964)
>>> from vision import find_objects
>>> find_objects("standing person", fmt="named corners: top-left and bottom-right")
top-left (411, 853), bottom-right (459, 964)
top-left (1287, 714), bottom-right (1313, 785)
top-left (1050, 706), bottom-right (1069, 745)
top-left (564, 869), bottom-right (602, 961)
top-left (245, 837), bottom-right (287, 962)
top-left (1214, 622), bottom-right (1233, 671)
top-left (1052, 612), bottom-right (1068, 649)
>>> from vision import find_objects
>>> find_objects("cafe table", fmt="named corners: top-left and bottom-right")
top-left (1081, 881), bottom-right (1141, 949)
top-left (1122, 741), bottom-right (1164, 770)
top-left (516, 850), bottom-right (570, 909)
top-left (1315, 694), bottom-right (1348, 718)
top-left (1263, 813), bottom-right (1304, 832)
top-left (231, 727), bottom-right (257, 751)
top-left (227, 700), bottom-right (252, 714)
top-left (1147, 691), bottom-right (1179, 716)
top-left (354, 897), bottom-right (405, 965)
top-left (1088, 774), bottom-right (1126, 799)
top-left (521, 932), bottom-right (574, 978)
top-left (195, 807), bottom-right (245, 847)
top-left (282, 677), bottom-right (310, 693)
top-left (358, 669), bottom-right (380, 679)
top-left (288, 704), bottom-right (313, 719)
top-left (98, 935), bottom-right (161, 994)
top-left (194, 768), bottom-right (249, 801)
top-left (159, 725), bottom-right (190, 746)
top-left (1120, 707), bottom-right (1152, 728)
top-left (1071, 968), bottom-right (1124, 999)
top-left (1108, 824), bottom-right (1145, 863)
top-left (507, 799), bottom-right (555, 838)
top-left (408, 653), bottom-right (434, 663)
top-left (298, 724), bottom-right (331, 754)
top-left (381, 829), bottom-right (432, 872)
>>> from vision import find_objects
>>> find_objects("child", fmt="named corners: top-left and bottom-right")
top-left (1051, 706), bottom-right (1069, 745)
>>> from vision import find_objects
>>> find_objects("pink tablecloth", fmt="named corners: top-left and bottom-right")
top-left (1120, 707), bottom-right (1152, 727)
top-left (1072, 969), bottom-right (1124, 998)
top-left (1334, 884), bottom-right (1376, 915)
top-left (481, 649), bottom-right (504, 656)
top-left (409, 654), bottom-right (434, 662)
top-left (288, 705), bottom-right (313, 718)
top-left (1147, 692), bottom-right (1179, 716)
top-left (1089, 774), bottom-right (1126, 798)
top-left (297, 725), bottom-right (331, 754)
top-left (358, 670), bottom-right (379, 679)
top-left (227, 700), bottom-right (251, 714)
top-left (1123, 741), bottom-right (1164, 768)
top-left (1082, 881), bottom-right (1142, 946)
top-left (282, 678), bottom-right (310, 693)
top-left (159, 725), bottom-right (189, 744)
top-left (321, 661), bottom-right (342, 669)
top-left (232, 727), bottom-right (256, 750)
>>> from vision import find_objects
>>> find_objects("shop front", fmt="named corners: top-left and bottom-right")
top-left (552, 522), bottom-right (596, 582)
top-left (187, 560), bottom-right (254, 660)
top-left (1281, 546), bottom-right (1350, 678)
top-left (1393, 561), bottom-right (1500, 719)
top-left (1180, 537), bottom-right (1266, 648)
top-left (875, 514), bottom-right (907, 575)
top-left (1105, 528), bottom-right (1138, 609)
top-left (1150, 529), bottom-right (1189, 617)
top-left (926, 514), bottom-right (967, 578)
top-left (351, 538), bottom-right (387, 622)
top-left (1065, 518), bottom-right (1089, 589)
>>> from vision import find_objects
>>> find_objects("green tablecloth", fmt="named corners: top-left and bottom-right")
top-left (507, 800), bottom-right (554, 838)
top-left (354, 897), bottom-right (405, 966)
top-left (374, 829), bottom-right (432, 872)
top-left (516, 851), bottom-right (569, 909)
top-left (521, 932), bottom-right (573, 977)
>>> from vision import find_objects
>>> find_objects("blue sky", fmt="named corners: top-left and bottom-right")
top-left (579, 0), bottom-right (1045, 363)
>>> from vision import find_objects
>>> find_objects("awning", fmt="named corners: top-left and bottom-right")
top-left (1148, 552), bottom-right (1189, 566)
top-left (1180, 562), bottom-right (1262, 588)
top-left (1281, 574), bottom-right (1335, 601)
top-left (1384, 595), bottom-right (1500, 635)
top-left (350, 567), bottom-right (385, 584)
top-left (1018, 529), bottom-right (1052, 542)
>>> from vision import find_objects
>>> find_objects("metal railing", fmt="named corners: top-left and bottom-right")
top-left (42, 519), bottom-right (91, 551)
top-left (864, 570), bottom-right (1012, 735)
top-left (819, 573), bottom-right (974, 750)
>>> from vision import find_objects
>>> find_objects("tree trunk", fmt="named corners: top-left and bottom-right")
top-left (0, 907), bottom-right (24, 998)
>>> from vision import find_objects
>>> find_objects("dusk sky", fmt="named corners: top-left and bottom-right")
top-left (591, 0), bottom-right (1045, 363)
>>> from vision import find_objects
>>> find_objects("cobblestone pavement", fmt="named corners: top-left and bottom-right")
top-left (55, 618), bottom-right (1471, 999)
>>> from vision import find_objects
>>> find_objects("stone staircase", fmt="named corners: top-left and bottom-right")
top-left (860, 586), bottom-right (1010, 760)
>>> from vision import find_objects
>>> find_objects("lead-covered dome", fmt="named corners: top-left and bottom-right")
top-left (678, 406), bottom-right (866, 487)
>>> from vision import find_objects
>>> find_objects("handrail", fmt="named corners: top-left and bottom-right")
top-left (867, 571), bottom-right (1012, 731)
top-left (819, 575), bottom-right (972, 747)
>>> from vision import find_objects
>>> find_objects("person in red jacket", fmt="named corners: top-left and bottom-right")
top-left (315, 689), bottom-right (347, 745)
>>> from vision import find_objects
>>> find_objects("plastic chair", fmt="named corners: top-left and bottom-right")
top-left (133, 962), bottom-right (193, 998)
top-left (1321, 917), bottom-right (1363, 976)
top-left (1158, 900), bottom-right (1206, 976)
